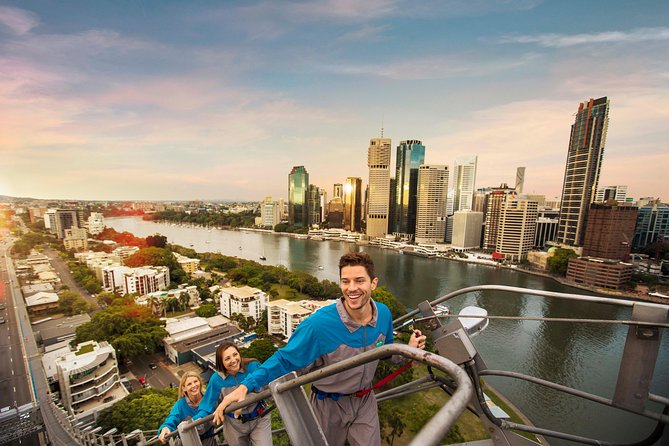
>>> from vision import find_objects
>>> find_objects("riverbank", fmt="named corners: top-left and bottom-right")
top-left (142, 218), bottom-right (667, 305)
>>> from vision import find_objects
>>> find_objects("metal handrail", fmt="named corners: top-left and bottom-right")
top-left (394, 284), bottom-right (668, 325)
top-left (159, 344), bottom-right (473, 446)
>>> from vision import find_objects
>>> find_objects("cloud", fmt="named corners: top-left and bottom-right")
top-left (337, 24), bottom-right (388, 42)
top-left (499, 27), bottom-right (669, 48)
top-left (0, 6), bottom-right (39, 35)
top-left (317, 52), bottom-right (540, 80)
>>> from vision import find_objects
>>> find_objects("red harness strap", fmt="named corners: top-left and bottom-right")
top-left (354, 361), bottom-right (413, 397)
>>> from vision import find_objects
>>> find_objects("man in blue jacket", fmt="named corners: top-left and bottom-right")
top-left (214, 252), bottom-right (426, 446)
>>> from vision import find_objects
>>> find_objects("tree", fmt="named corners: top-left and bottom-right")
top-left (240, 338), bottom-right (277, 362)
top-left (96, 387), bottom-right (178, 433)
top-left (146, 234), bottom-right (168, 248)
top-left (74, 303), bottom-right (167, 361)
top-left (547, 248), bottom-right (579, 276)
top-left (194, 303), bottom-right (218, 318)
top-left (372, 286), bottom-right (407, 320)
top-left (58, 291), bottom-right (93, 316)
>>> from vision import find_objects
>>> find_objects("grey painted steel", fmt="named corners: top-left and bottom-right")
top-left (614, 303), bottom-right (668, 411)
top-left (437, 313), bottom-right (669, 328)
top-left (480, 369), bottom-right (669, 425)
top-left (166, 344), bottom-right (472, 446)
top-left (393, 284), bottom-right (669, 326)
top-left (269, 372), bottom-right (328, 446)
top-left (177, 419), bottom-right (203, 446)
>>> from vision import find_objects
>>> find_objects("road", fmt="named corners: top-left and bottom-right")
top-left (43, 248), bottom-right (100, 310)
top-left (1, 233), bottom-right (78, 445)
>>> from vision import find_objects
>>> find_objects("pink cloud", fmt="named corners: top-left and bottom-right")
top-left (0, 6), bottom-right (39, 35)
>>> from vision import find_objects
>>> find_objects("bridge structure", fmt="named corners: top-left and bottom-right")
top-left (4, 286), bottom-right (669, 446)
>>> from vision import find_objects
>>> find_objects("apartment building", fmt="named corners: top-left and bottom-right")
top-left (219, 285), bottom-right (268, 322)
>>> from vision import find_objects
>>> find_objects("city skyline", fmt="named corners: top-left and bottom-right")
top-left (1, 1), bottom-right (668, 202)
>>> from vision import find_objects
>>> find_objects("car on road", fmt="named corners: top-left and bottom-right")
top-left (0, 317), bottom-right (5, 324)
top-left (149, 362), bottom-right (157, 369)
top-left (0, 303), bottom-right (5, 310)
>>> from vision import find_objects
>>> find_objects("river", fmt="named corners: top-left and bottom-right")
top-left (108, 217), bottom-right (669, 444)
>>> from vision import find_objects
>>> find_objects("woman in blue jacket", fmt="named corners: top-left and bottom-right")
top-left (157, 371), bottom-right (214, 445)
top-left (195, 342), bottom-right (272, 446)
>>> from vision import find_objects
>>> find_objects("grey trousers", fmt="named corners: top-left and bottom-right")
top-left (221, 413), bottom-right (272, 446)
top-left (310, 392), bottom-right (381, 446)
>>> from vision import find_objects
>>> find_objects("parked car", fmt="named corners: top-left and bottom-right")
top-left (0, 317), bottom-right (5, 324)
top-left (149, 362), bottom-right (157, 370)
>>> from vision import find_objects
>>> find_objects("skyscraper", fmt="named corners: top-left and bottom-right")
top-left (496, 198), bottom-right (539, 262)
top-left (288, 166), bottom-right (309, 227)
top-left (366, 137), bottom-right (391, 238)
top-left (415, 165), bottom-right (449, 244)
top-left (344, 177), bottom-right (362, 232)
top-left (393, 140), bottom-right (425, 237)
top-left (515, 167), bottom-right (526, 194)
top-left (634, 203), bottom-right (669, 249)
top-left (450, 156), bottom-right (478, 213)
top-left (483, 184), bottom-right (516, 251)
top-left (333, 184), bottom-right (343, 200)
top-left (557, 97), bottom-right (610, 246)
top-left (594, 185), bottom-right (628, 203)
top-left (308, 184), bottom-right (321, 227)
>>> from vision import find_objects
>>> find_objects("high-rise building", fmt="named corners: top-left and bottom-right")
top-left (288, 166), bottom-right (309, 227)
top-left (450, 156), bottom-right (478, 213)
top-left (333, 184), bottom-right (343, 200)
top-left (393, 140), bottom-right (425, 237)
top-left (515, 167), bottom-right (526, 194)
top-left (366, 137), bottom-right (391, 238)
top-left (483, 184), bottom-right (516, 251)
top-left (557, 97), bottom-right (610, 246)
top-left (308, 184), bottom-right (321, 227)
top-left (452, 210), bottom-right (484, 251)
top-left (319, 189), bottom-right (328, 223)
top-left (415, 165), bottom-right (449, 244)
top-left (326, 198), bottom-right (344, 229)
top-left (496, 198), bottom-right (539, 262)
top-left (633, 203), bottom-right (669, 249)
top-left (54, 209), bottom-right (84, 239)
top-left (534, 217), bottom-right (559, 248)
top-left (387, 177), bottom-right (396, 234)
top-left (261, 197), bottom-right (281, 228)
top-left (344, 177), bottom-right (362, 232)
top-left (595, 185), bottom-right (628, 204)
top-left (87, 212), bottom-right (105, 235)
top-left (582, 203), bottom-right (637, 261)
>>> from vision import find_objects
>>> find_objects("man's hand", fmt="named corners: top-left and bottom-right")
top-left (158, 427), bottom-right (170, 443)
top-left (213, 384), bottom-right (248, 425)
top-left (409, 329), bottom-right (426, 350)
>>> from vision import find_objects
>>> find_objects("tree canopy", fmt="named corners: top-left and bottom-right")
top-left (96, 387), bottom-right (178, 434)
top-left (74, 303), bottom-right (167, 360)
top-left (240, 339), bottom-right (277, 363)
top-left (58, 290), bottom-right (93, 316)
top-left (547, 248), bottom-right (579, 276)
top-left (124, 247), bottom-right (188, 284)
top-left (194, 303), bottom-right (218, 318)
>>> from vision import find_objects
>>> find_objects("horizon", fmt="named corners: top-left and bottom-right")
top-left (1, 1), bottom-right (668, 202)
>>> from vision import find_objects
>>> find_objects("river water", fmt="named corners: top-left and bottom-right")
top-left (108, 217), bottom-right (669, 444)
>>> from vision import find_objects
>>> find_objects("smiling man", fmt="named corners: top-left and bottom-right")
top-left (214, 252), bottom-right (426, 446)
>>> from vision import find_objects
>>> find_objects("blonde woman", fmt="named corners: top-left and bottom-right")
top-left (194, 342), bottom-right (271, 446)
top-left (157, 371), bottom-right (215, 445)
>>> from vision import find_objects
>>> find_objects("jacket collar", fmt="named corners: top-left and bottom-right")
top-left (336, 297), bottom-right (378, 333)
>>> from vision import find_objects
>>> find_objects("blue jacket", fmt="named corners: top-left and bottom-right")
top-left (242, 299), bottom-right (395, 394)
top-left (157, 396), bottom-right (199, 436)
top-left (194, 361), bottom-right (263, 419)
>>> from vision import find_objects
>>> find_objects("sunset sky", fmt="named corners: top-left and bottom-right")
top-left (1, 0), bottom-right (668, 202)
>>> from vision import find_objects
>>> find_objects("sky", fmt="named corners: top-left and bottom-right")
top-left (1, 0), bottom-right (668, 202)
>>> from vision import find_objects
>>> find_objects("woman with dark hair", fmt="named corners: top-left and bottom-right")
top-left (157, 371), bottom-right (215, 445)
top-left (194, 342), bottom-right (272, 446)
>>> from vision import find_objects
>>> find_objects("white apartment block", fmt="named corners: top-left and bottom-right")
top-left (173, 252), bottom-right (201, 275)
top-left (55, 341), bottom-right (128, 423)
top-left (87, 212), bottom-right (105, 235)
top-left (75, 251), bottom-right (123, 281)
top-left (219, 285), bottom-right (268, 322)
top-left (415, 165), bottom-right (449, 244)
top-left (366, 137), bottom-right (391, 238)
top-left (268, 299), bottom-right (335, 339)
top-left (63, 227), bottom-right (88, 251)
top-left (102, 265), bottom-right (170, 296)
top-left (260, 197), bottom-right (281, 228)
top-left (452, 210), bottom-right (484, 251)
top-left (496, 199), bottom-right (539, 262)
